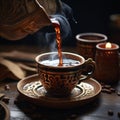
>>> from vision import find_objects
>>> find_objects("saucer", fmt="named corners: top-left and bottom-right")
top-left (17, 74), bottom-right (101, 109)
top-left (0, 101), bottom-right (10, 120)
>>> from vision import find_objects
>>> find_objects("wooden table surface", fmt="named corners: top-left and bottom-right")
top-left (0, 44), bottom-right (120, 120)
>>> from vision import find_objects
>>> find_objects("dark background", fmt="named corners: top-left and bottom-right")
top-left (62, 0), bottom-right (120, 34)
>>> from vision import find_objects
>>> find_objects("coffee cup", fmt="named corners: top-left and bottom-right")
top-left (76, 33), bottom-right (108, 60)
top-left (35, 52), bottom-right (95, 97)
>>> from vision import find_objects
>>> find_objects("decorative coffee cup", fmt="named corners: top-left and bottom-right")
top-left (35, 52), bottom-right (95, 97)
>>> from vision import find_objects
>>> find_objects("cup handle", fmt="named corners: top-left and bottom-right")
top-left (78, 58), bottom-right (95, 84)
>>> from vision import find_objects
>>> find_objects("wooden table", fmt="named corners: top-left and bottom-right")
top-left (0, 44), bottom-right (120, 120)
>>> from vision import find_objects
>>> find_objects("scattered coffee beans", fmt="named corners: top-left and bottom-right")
top-left (117, 91), bottom-right (120, 96)
top-left (69, 114), bottom-right (78, 119)
top-left (101, 88), bottom-right (112, 94)
top-left (108, 109), bottom-right (114, 116)
top-left (4, 84), bottom-right (10, 90)
top-left (110, 88), bottom-right (116, 92)
top-left (104, 85), bottom-right (111, 89)
top-left (118, 112), bottom-right (120, 117)
top-left (101, 84), bottom-right (117, 95)
top-left (2, 96), bottom-right (10, 103)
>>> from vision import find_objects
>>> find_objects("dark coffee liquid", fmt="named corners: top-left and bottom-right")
top-left (41, 59), bottom-right (81, 67)
top-left (80, 35), bottom-right (104, 40)
top-left (51, 19), bottom-right (63, 66)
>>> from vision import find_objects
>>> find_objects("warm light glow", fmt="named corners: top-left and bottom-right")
top-left (105, 42), bottom-right (112, 48)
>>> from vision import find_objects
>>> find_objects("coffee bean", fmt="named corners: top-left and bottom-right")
top-left (102, 88), bottom-right (112, 94)
top-left (117, 91), bottom-right (120, 96)
top-left (110, 88), bottom-right (116, 92)
top-left (104, 85), bottom-right (111, 89)
top-left (108, 109), bottom-right (114, 116)
top-left (100, 82), bottom-right (105, 86)
top-left (2, 96), bottom-right (10, 103)
top-left (118, 112), bottom-right (120, 117)
top-left (4, 84), bottom-right (10, 90)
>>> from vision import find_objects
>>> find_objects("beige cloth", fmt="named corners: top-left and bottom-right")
top-left (0, 51), bottom-right (37, 81)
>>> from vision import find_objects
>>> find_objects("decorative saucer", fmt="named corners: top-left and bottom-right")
top-left (17, 74), bottom-right (101, 109)
top-left (0, 101), bottom-right (10, 120)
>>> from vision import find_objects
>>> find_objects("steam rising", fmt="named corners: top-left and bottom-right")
top-left (45, 32), bottom-right (57, 52)
top-left (36, 15), bottom-right (71, 47)
top-left (35, 15), bottom-right (72, 61)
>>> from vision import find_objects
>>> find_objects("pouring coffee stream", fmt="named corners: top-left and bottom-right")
top-left (51, 18), bottom-right (63, 66)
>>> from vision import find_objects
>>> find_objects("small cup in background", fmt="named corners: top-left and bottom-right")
top-left (76, 33), bottom-right (108, 60)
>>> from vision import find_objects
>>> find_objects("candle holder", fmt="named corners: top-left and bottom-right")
top-left (94, 42), bottom-right (119, 84)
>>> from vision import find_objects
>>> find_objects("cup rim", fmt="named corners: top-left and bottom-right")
top-left (96, 42), bottom-right (119, 50)
top-left (76, 32), bottom-right (108, 43)
top-left (35, 52), bottom-right (85, 68)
